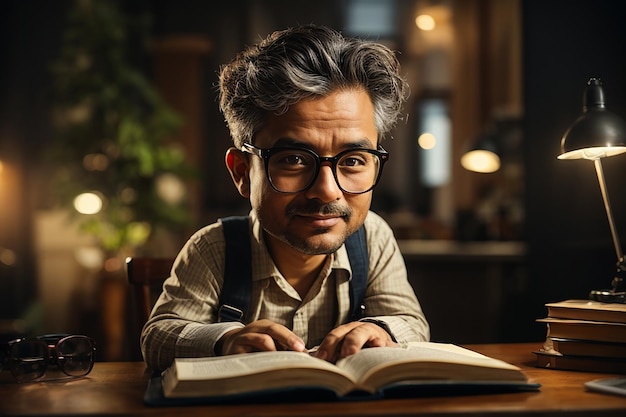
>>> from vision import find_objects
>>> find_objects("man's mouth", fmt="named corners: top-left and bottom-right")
top-left (297, 215), bottom-right (342, 228)
top-left (287, 203), bottom-right (351, 219)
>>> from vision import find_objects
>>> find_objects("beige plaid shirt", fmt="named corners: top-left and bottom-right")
top-left (141, 210), bottom-right (430, 370)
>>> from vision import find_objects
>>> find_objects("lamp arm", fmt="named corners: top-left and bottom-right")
top-left (593, 159), bottom-right (626, 298)
top-left (593, 159), bottom-right (624, 265)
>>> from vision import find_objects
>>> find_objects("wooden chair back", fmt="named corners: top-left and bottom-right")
top-left (125, 257), bottom-right (174, 360)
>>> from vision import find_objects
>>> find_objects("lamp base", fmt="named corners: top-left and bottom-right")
top-left (589, 289), bottom-right (626, 303)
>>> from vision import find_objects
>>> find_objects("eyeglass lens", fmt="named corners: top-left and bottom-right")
top-left (56, 336), bottom-right (95, 376)
top-left (6, 335), bottom-right (95, 382)
top-left (267, 149), bottom-right (382, 193)
top-left (8, 340), bottom-right (47, 382)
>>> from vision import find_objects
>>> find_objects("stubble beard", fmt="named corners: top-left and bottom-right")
top-left (263, 201), bottom-right (355, 255)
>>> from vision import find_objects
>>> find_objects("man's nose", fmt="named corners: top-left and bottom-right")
top-left (304, 164), bottom-right (342, 202)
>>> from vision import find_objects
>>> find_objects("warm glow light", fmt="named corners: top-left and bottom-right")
top-left (461, 150), bottom-right (501, 173)
top-left (127, 222), bottom-right (152, 246)
top-left (120, 187), bottom-right (137, 204)
top-left (0, 247), bottom-right (17, 266)
top-left (418, 133), bottom-right (437, 150)
top-left (73, 192), bottom-right (103, 214)
top-left (0, 160), bottom-right (4, 174)
top-left (156, 173), bottom-right (186, 204)
top-left (104, 256), bottom-right (124, 273)
top-left (415, 14), bottom-right (436, 31)
top-left (74, 247), bottom-right (104, 270)
top-left (83, 153), bottom-right (110, 171)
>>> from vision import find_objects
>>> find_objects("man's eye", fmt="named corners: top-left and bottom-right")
top-left (282, 154), bottom-right (307, 165)
top-left (273, 152), bottom-right (312, 168)
top-left (340, 153), bottom-right (369, 168)
top-left (342, 157), bottom-right (364, 167)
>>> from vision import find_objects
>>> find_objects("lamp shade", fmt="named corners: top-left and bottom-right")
top-left (559, 78), bottom-right (626, 160)
top-left (461, 130), bottom-right (500, 173)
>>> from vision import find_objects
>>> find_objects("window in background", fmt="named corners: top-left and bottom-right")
top-left (417, 98), bottom-right (451, 187)
top-left (343, 0), bottom-right (396, 39)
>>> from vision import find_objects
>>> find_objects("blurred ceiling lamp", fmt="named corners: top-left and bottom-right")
top-left (559, 78), bottom-right (626, 303)
top-left (460, 130), bottom-right (500, 173)
top-left (415, 14), bottom-right (436, 31)
top-left (73, 192), bottom-right (103, 215)
top-left (417, 132), bottom-right (437, 150)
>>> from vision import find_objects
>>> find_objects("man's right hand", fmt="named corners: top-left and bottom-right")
top-left (217, 319), bottom-right (306, 355)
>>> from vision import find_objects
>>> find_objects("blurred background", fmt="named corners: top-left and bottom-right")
top-left (1, 0), bottom-right (626, 361)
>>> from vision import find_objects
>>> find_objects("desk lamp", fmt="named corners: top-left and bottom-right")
top-left (558, 78), bottom-right (626, 303)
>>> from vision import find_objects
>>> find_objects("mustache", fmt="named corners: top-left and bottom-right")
top-left (286, 202), bottom-right (352, 218)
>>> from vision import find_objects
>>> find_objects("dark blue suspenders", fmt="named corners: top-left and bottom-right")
top-left (217, 216), bottom-right (368, 323)
top-left (218, 216), bottom-right (253, 322)
top-left (344, 225), bottom-right (368, 320)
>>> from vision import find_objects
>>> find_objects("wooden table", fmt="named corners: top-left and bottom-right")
top-left (1, 343), bottom-right (625, 416)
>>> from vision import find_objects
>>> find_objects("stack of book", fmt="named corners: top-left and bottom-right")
top-left (535, 299), bottom-right (626, 373)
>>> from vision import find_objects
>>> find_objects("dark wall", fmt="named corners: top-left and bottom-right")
top-left (523, 0), bottom-right (626, 339)
top-left (0, 0), bottom-right (69, 325)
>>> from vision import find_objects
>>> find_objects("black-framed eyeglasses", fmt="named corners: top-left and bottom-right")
top-left (0, 334), bottom-right (96, 382)
top-left (242, 143), bottom-right (389, 194)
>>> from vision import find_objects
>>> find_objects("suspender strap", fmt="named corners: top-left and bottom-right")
top-left (218, 216), bottom-right (252, 322)
top-left (344, 225), bottom-right (368, 321)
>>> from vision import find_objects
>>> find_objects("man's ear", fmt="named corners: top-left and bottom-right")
top-left (225, 147), bottom-right (250, 198)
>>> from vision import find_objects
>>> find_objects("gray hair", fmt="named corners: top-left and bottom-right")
top-left (218, 24), bottom-right (410, 148)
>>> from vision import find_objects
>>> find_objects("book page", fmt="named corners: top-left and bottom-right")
top-left (336, 343), bottom-right (523, 387)
top-left (405, 342), bottom-right (505, 360)
top-left (170, 351), bottom-right (350, 381)
top-left (162, 351), bottom-right (362, 398)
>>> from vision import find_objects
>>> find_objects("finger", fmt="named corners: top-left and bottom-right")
top-left (224, 320), bottom-right (306, 354)
top-left (229, 332), bottom-right (279, 354)
top-left (315, 322), bottom-right (360, 362)
top-left (262, 322), bottom-right (306, 352)
top-left (339, 323), bottom-right (394, 359)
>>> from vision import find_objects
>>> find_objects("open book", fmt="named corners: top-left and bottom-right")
top-left (148, 342), bottom-right (538, 404)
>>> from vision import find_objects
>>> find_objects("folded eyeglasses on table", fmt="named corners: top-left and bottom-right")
top-left (0, 333), bottom-right (96, 382)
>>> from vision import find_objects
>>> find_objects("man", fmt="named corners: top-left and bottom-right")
top-left (141, 25), bottom-right (429, 371)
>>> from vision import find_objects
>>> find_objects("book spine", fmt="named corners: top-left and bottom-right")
top-left (549, 337), bottom-right (626, 359)
top-left (535, 352), bottom-right (626, 374)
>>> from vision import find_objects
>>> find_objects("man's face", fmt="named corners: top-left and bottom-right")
top-left (248, 88), bottom-right (379, 256)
